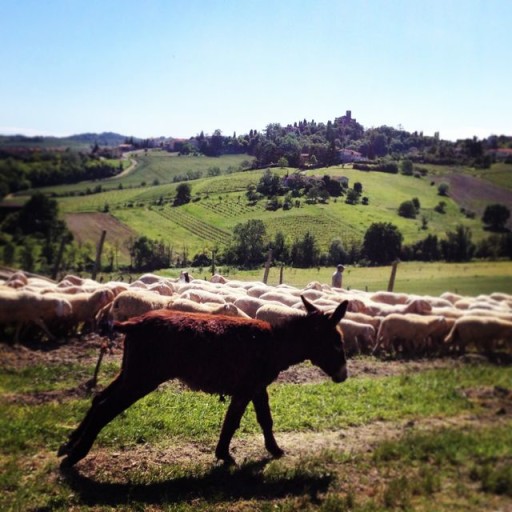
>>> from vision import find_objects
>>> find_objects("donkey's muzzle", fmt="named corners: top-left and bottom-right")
top-left (331, 366), bottom-right (348, 383)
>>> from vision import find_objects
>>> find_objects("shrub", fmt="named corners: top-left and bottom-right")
top-left (438, 183), bottom-right (449, 196)
top-left (398, 200), bottom-right (417, 219)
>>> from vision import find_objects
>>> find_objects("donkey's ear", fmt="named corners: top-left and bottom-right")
top-left (301, 295), bottom-right (319, 315)
top-left (330, 300), bottom-right (349, 325)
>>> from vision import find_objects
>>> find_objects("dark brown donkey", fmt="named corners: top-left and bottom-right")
top-left (58, 296), bottom-right (349, 467)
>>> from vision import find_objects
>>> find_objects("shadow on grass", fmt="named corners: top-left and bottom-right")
top-left (61, 458), bottom-right (333, 506)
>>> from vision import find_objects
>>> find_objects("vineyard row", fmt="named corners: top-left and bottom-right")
top-left (155, 207), bottom-right (232, 246)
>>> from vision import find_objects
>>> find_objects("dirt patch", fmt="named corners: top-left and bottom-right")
top-left (66, 393), bottom-right (511, 481)
top-left (0, 333), bottom-right (119, 371)
top-left (441, 173), bottom-right (512, 226)
top-left (64, 212), bottom-right (136, 261)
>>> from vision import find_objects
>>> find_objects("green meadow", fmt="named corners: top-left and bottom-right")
top-left (158, 260), bottom-right (512, 296)
top-left (1, 357), bottom-right (511, 511)
top-left (50, 154), bottom-right (512, 259)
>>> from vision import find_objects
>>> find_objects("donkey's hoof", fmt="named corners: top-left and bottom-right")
top-left (57, 443), bottom-right (70, 457)
top-left (59, 456), bottom-right (75, 470)
top-left (216, 451), bottom-right (236, 466)
top-left (268, 446), bottom-right (285, 458)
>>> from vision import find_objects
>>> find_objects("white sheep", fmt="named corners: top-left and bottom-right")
top-left (44, 288), bottom-right (115, 335)
top-left (109, 289), bottom-right (173, 322)
top-left (210, 274), bottom-right (228, 284)
top-left (369, 291), bottom-right (410, 305)
top-left (444, 315), bottom-right (512, 354)
top-left (373, 313), bottom-right (448, 356)
top-left (180, 289), bottom-right (226, 305)
top-left (258, 291), bottom-right (299, 308)
top-left (147, 282), bottom-right (175, 296)
top-left (339, 319), bottom-right (376, 355)
top-left (233, 296), bottom-right (282, 318)
top-left (255, 303), bottom-right (304, 326)
top-left (440, 291), bottom-right (465, 304)
top-left (5, 270), bottom-right (29, 289)
top-left (362, 298), bottom-right (432, 317)
top-left (167, 297), bottom-right (250, 317)
top-left (345, 311), bottom-right (382, 331)
top-left (247, 285), bottom-right (272, 298)
top-left (0, 290), bottom-right (72, 342)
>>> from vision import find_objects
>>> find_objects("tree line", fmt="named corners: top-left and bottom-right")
top-left (1, 193), bottom-right (510, 277)
top-left (178, 119), bottom-right (512, 170)
top-left (0, 148), bottom-right (122, 199)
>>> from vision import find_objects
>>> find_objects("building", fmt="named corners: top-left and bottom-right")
top-left (339, 149), bottom-right (364, 163)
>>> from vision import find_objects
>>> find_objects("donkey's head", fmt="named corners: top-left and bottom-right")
top-left (300, 296), bottom-right (349, 383)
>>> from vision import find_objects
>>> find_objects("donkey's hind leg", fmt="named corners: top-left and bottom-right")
top-left (60, 380), bottom-right (158, 467)
top-left (253, 388), bottom-right (284, 458)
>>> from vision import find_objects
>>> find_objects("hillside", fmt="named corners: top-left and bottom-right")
top-left (47, 151), bottom-right (512, 266)
top-left (0, 132), bottom-right (129, 151)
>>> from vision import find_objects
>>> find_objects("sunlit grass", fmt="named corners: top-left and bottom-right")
top-left (0, 357), bottom-right (511, 511)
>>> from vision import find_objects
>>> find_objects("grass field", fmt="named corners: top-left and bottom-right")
top-left (1, 344), bottom-right (511, 511)
top-left (50, 157), bottom-right (512, 261)
top-left (156, 260), bottom-right (512, 296)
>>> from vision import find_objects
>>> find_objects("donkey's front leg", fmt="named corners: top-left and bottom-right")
top-left (253, 388), bottom-right (284, 458)
top-left (215, 395), bottom-right (250, 465)
top-left (58, 377), bottom-right (123, 457)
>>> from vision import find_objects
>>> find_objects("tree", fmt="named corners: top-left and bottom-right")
top-left (130, 236), bottom-right (153, 270)
top-left (228, 219), bottom-right (267, 268)
top-left (174, 183), bottom-right (191, 206)
top-left (345, 188), bottom-right (360, 205)
top-left (269, 231), bottom-right (290, 264)
top-left (482, 204), bottom-right (510, 231)
top-left (12, 192), bottom-right (59, 237)
top-left (398, 200), bottom-right (417, 219)
top-left (441, 225), bottom-right (475, 262)
top-left (277, 156), bottom-right (289, 168)
top-left (322, 175), bottom-right (343, 197)
top-left (438, 183), bottom-right (449, 196)
top-left (291, 231), bottom-right (320, 267)
top-left (257, 169), bottom-right (281, 197)
top-left (400, 159), bottom-right (413, 175)
top-left (362, 222), bottom-right (403, 265)
top-left (328, 239), bottom-right (348, 265)
top-left (129, 236), bottom-right (172, 270)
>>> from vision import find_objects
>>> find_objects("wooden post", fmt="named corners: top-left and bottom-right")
top-left (262, 249), bottom-right (272, 284)
top-left (387, 259), bottom-right (400, 292)
top-left (92, 230), bottom-right (107, 280)
top-left (279, 264), bottom-right (284, 284)
top-left (211, 250), bottom-right (216, 276)
top-left (51, 236), bottom-right (67, 281)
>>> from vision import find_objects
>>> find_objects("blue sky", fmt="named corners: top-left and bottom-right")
top-left (1, 0), bottom-right (510, 141)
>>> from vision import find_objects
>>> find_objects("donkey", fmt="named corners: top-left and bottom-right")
top-left (58, 296), bottom-right (349, 467)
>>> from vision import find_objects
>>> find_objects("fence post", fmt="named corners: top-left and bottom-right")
top-left (262, 249), bottom-right (272, 284)
top-left (279, 264), bottom-right (284, 284)
top-left (92, 230), bottom-right (107, 280)
top-left (387, 259), bottom-right (400, 292)
top-left (211, 250), bottom-right (216, 276)
top-left (51, 236), bottom-right (67, 281)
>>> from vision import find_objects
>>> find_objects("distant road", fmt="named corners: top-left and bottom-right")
top-left (109, 158), bottom-right (137, 179)
top-left (106, 150), bottom-right (143, 180)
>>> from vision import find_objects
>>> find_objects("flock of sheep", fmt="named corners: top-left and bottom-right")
top-left (1, 269), bottom-right (511, 358)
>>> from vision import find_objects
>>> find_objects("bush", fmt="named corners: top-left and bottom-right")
top-left (398, 200), bottom-right (417, 219)
top-left (434, 201), bottom-right (446, 214)
top-left (438, 183), bottom-right (449, 196)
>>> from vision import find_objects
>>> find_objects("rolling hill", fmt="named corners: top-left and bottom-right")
top-left (47, 150), bottom-right (512, 266)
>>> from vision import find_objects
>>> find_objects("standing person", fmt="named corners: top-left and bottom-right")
top-left (331, 264), bottom-right (345, 288)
